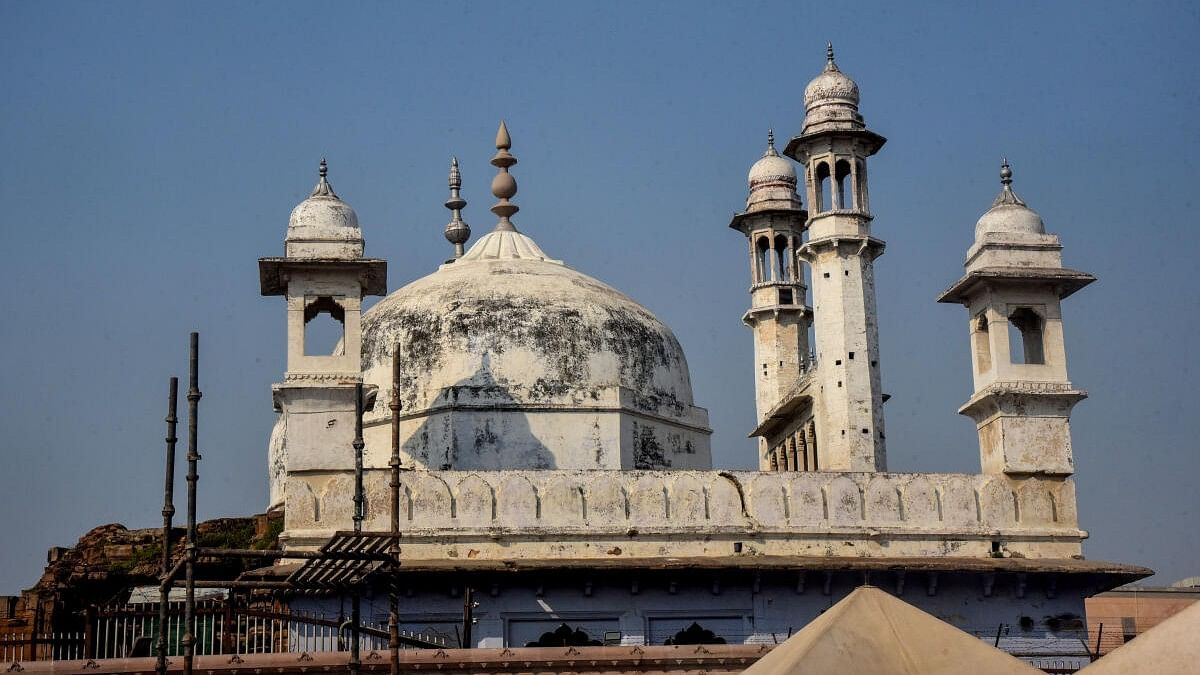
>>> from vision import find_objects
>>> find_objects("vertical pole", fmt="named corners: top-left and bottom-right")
top-left (223, 595), bottom-right (234, 655)
top-left (349, 383), bottom-right (364, 675)
top-left (30, 599), bottom-right (40, 661)
top-left (460, 587), bottom-right (474, 649)
top-left (388, 345), bottom-right (402, 675)
top-left (353, 383), bottom-right (364, 534)
top-left (993, 622), bottom-right (1004, 648)
top-left (157, 377), bottom-right (179, 675)
top-left (183, 333), bottom-right (202, 675)
top-left (83, 606), bottom-right (95, 660)
top-left (1093, 622), bottom-right (1104, 661)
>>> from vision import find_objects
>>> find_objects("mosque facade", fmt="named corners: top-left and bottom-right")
top-left (258, 47), bottom-right (1147, 652)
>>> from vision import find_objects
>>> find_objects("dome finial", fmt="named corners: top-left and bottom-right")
top-left (311, 157), bottom-right (338, 198)
top-left (991, 157), bottom-right (1026, 207)
top-left (765, 128), bottom-right (777, 156)
top-left (489, 120), bottom-right (520, 232)
top-left (825, 42), bottom-right (838, 71)
top-left (444, 156), bottom-right (471, 259)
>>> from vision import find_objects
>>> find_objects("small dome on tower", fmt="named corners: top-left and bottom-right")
top-left (801, 44), bottom-right (866, 135)
top-left (975, 159), bottom-right (1045, 239)
top-left (285, 159), bottom-right (363, 259)
top-left (804, 43), bottom-right (860, 110)
top-left (748, 130), bottom-right (796, 187)
top-left (745, 130), bottom-right (802, 214)
top-left (283, 158), bottom-right (362, 258)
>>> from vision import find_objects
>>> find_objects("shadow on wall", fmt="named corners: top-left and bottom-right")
top-left (404, 353), bottom-right (556, 470)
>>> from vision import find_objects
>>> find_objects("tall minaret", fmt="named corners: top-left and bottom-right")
top-left (259, 160), bottom-right (386, 525)
top-left (784, 45), bottom-right (888, 471)
top-left (729, 131), bottom-right (812, 468)
top-left (939, 160), bottom-right (1094, 475)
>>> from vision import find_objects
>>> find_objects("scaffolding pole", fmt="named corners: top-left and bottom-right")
top-left (348, 383), bottom-right (364, 675)
top-left (156, 377), bottom-right (178, 675)
top-left (388, 344), bottom-right (402, 675)
top-left (183, 333), bottom-right (202, 675)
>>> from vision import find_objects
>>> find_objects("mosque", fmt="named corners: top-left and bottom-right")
top-left (258, 46), bottom-right (1147, 651)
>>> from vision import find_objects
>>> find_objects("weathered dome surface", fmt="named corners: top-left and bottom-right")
top-left (288, 192), bottom-right (359, 231)
top-left (974, 163), bottom-right (1046, 239)
top-left (744, 131), bottom-right (802, 214)
top-left (748, 150), bottom-right (796, 187)
top-left (975, 202), bottom-right (1045, 238)
top-left (285, 160), bottom-right (364, 259)
top-left (800, 46), bottom-right (867, 136)
top-left (360, 256), bottom-right (698, 423)
top-left (803, 66), bottom-right (860, 110)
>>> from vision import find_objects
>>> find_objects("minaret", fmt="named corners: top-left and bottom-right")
top-left (443, 156), bottom-right (470, 261)
top-left (939, 160), bottom-right (1094, 475)
top-left (258, 160), bottom-right (386, 527)
top-left (729, 131), bottom-right (812, 470)
top-left (784, 45), bottom-right (888, 471)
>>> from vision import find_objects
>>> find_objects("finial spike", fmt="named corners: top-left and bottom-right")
top-left (490, 121), bottom-right (519, 230)
top-left (496, 121), bottom-right (511, 151)
top-left (444, 155), bottom-right (470, 258)
top-left (311, 158), bottom-right (337, 198)
top-left (827, 42), bottom-right (834, 62)
top-left (1000, 157), bottom-right (1013, 187)
top-left (763, 129), bottom-right (779, 158)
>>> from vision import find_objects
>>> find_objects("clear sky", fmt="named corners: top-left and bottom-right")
top-left (1, 1), bottom-right (1197, 594)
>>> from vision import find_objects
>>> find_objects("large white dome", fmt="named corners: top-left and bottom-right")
top-left (355, 231), bottom-right (711, 471)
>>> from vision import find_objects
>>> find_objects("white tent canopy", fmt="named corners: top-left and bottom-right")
top-left (1078, 599), bottom-right (1200, 674)
top-left (742, 586), bottom-right (1043, 675)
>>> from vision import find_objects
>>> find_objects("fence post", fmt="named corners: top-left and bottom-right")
top-left (30, 600), bottom-right (42, 661)
top-left (221, 598), bottom-right (234, 655)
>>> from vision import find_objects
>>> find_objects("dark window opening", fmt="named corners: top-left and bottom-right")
top-left (755, 237), bottom-right (771, 282)
top-left (778, 288), bottom-right (793, 305)
top-left (774, 234), bottom-right (791, 281)
top-left (815, 162), bottom-right (831, 212)
top-left (835, 159), bottom-right (853, 209)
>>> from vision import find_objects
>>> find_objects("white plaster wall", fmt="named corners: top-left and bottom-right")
top-left (282, 469), bottom-right (1083, 559)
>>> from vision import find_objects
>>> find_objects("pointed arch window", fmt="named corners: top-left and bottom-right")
top-left (815, 162), bottom-right (832, 213)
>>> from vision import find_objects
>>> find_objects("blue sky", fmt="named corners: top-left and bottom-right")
top-left (1, 1), bottom-right (1197, 593)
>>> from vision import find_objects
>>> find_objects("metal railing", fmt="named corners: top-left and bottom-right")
top-left (0, 601), bottom-right (448, 663)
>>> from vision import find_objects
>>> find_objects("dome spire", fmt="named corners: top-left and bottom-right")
top-left (765, 128), bottom-right (778, 156)
top-left (490, 121), bottom-right (520, 232)
top-left (825, 42), bottom-right (838, 71)
top-left (311, 157), bottom-right (338, 199)
top-left (444, 156), bottom-right (471, 259)
top-left (992, 157), bottom-right (1026, 207)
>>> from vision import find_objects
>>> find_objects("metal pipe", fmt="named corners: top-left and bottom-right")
top-left (388, 344), bottom-right (402, 675)
top-left (183, 332), bottom-right (202, 675)
top-left (170, 580), bottom-right (293, 589)
top-left (353, 382), bottom-right (364, 534)
top-left (194, 548), bottom-right (322, 559)
top-left (349, 383), bottom-right (364, 675)
top-left (156, 376), bottom-right (178, 675)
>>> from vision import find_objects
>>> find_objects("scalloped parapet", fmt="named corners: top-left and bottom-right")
top-left (281, 469), bottom-right (1084, 560)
